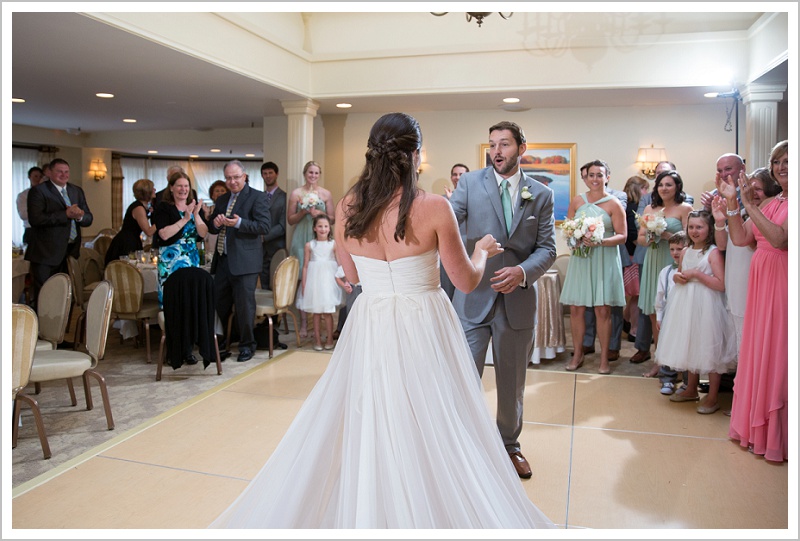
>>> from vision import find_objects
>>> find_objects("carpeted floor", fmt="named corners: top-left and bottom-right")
top-left (11, 308), bottom-right (698, 489)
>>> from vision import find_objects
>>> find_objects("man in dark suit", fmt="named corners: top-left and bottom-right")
top-left (25, 158), bottom-right (93, 308)
top-left (449, 121), bottom-right (557, 478)
top-left (207, 160), bottom-right (271, 362)
top-left (259, 161), bottom-right (288, 349)
top-left (259, 162), bottom-right (287, 288)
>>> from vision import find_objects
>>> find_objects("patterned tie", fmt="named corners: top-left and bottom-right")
top-left (61, 187), bottom-right (78, 242)
top-left (266, 190), bottom-right (273, 206)
top-left (500, 179), bottom-right (513, 234)
top-left (216, 192), bottom-right (239, 256)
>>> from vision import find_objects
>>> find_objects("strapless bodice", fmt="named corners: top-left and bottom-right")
top-left (351, 250), bottom-right (441, 296)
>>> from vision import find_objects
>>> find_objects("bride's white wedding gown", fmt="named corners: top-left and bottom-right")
top-left (209, 250), bottom-right (554, 529)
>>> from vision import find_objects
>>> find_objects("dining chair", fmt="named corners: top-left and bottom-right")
top-left (28, 281), bottom-right (116, 434)
top-left (80, 247), bottom-right (105, 285)
top-left (66, 256), bottom-right (89, 350)
top-left (35, 273), bottom-right (73, 352)
top-left (92, 235), bottom-right (114, 259)
top-left (104, 260), bottom-right (160, 363)
top-left (156, 267), bottom-right (223, 381)
top-left (254, 256), bottom-right (301, 358)
top-left (253, 249), bottom-right (289, 332)
top-left (551, 253), bottom-right (570, 315)
top-left (12, 304), bottom-right (51, 460)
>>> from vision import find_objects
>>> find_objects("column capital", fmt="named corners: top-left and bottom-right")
top-left (281, 99), bottom-right (320, 117)
top-left (740, 84), bottom-right (786, 104)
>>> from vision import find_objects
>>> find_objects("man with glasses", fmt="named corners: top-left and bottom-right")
top-left (207, 160), bottom-right (271, 362)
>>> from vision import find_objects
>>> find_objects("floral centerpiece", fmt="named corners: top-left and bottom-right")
top-left (299, 190), bottom-right (321, 210)
top-left (560, 212), bottom-right (605, 258)
top-left (636, 209), bottom-right (668, 249)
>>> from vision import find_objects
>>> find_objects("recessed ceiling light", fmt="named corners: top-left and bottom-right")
top-left (245, 153), bottom-right (255, 157)
top-left (147, 150), bottom-right (158, 154)
top-left (12, 97), bottom-right (25, 103)
top-left (336, 103), bottom-right (352, 109)
top-left (210, 148), bottom-right (221, 153)
top-left (503, 97), bottom-right (520, 104)
top-left (189, 155), bottom-right (199, 158)
top-left (96, 92), bottom-right (115, 98)
top-left (123, 118), bottom-right (137, 123)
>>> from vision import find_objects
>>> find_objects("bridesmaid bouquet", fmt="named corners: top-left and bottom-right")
top-left (636, 210), bottom-right (668, 249)
top-left (299, 191), bottom-right (321, 210)
top-left (560, 213), bottom-right (605, 258)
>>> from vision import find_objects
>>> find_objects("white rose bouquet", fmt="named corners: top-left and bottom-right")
top-left (299, 191), bottom-right (321, 211)
top-left (560, 212), bottom-right (605, 258)
top-left (636, 209), bottom-right (668, 249)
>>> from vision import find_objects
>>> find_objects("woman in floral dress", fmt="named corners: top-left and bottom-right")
top-left (152, 171), bottom-right (208, 307)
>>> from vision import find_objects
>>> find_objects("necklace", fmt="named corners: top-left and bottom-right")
top-left (777, 193), bottom-right (787, 202)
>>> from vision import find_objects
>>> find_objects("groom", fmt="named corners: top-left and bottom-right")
top-left (449, 121), bottom-right (556, 478)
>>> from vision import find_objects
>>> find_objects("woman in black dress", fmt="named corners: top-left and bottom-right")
top-left (105, 179), bottom-right (157, 265)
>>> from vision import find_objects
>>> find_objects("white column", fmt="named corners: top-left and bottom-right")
top-left (281, 99), bottom-right (320, 190)
top-left (741, 84), bottom-right (785, 170)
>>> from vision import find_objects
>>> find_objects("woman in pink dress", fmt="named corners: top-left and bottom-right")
top-left (716, 140), bottom-right (788, 462)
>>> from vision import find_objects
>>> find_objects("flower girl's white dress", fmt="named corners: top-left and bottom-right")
top-left (210, 250), bottom-right (554, 529)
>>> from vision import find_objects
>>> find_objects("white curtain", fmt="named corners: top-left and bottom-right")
top-left (11, 148), bottom-right (40, 246)
top-left (120, 157), bottom-right (147, 212)
top-left (120, 159), bottom-right (263, 208)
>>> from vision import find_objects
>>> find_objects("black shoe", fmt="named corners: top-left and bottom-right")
top-left (237, 348), bottom-right (254, 362)
top-left (219, 350), bottom-right (231, 362)
top-left (184, 354), bottom-right (198, 365)
top-left (622, 320), bottom-right (631, 335)
top-left (217, 335), bottom-right (227, 351)
top-left (627, 334), bottom-right (637, 343)
top-left (276, 341), bottom-right (288, 350)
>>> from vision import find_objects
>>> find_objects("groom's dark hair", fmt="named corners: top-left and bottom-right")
top-left (489, 121), bottom-right (526, 146)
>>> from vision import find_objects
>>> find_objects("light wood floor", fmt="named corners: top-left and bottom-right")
top-left (10, 349), bottom-right (791, 533)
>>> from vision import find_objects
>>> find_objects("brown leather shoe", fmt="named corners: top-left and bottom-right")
top-left (608, 349), bottom-right (620, 361)
top-left (582, 345), bottom-right (596, 355)
top-left (629, 350), bottom-right (651, 364)
top-left (508, 451), bottom-right (532, 479)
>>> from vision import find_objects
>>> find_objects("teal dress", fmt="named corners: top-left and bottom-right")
top-left (156, 213), bottom-right (201, 307)
top-left (559, 194), bottom-right (625, 308)
top-left (289, 197), bottom-right (328, 281)
top-left (637, 216), bottom-right (683, 315)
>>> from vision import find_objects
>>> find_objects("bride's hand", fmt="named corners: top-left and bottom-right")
top-left (476, 234), bottom-right (503, 258)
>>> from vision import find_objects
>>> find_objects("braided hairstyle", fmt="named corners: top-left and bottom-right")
top-left (344, 112), bottom-right (421, 241)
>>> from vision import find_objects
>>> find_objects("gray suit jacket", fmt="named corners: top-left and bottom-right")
top-left (207, 184), bottom-right (270, 276)
top-left (262, 186), bottom-right (287, 256)
top-left (449, 167), bottom-right (557, 330)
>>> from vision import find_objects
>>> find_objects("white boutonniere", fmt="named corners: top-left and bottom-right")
top-left (520, 186), bottom-right (533, 201)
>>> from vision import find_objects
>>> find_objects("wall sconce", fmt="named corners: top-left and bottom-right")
top-left (89, 159), bottom-right (107, 181)
top-left (636, 145), bottom-right (668, 179)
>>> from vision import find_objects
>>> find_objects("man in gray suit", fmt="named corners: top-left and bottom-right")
top-left (450, 121), bottom-right (557, 478)
top-left (207, 160), bottom-right (271, 362)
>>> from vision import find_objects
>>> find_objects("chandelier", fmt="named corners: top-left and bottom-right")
top-left (431, 12), bottom-right (513, 27)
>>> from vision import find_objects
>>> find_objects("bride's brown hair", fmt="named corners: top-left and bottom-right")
top-left (343, 112), bottom-right (421, 241)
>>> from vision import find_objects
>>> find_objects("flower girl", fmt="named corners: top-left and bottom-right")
top-left (656, 210), bottom-right (737, 413)
top-left (297, 215), bottom-right (342, 351)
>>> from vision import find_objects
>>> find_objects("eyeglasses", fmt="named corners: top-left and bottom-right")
top-left (224, 174), bottom-right (244, 182)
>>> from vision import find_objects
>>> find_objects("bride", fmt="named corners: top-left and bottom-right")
top-left (209, 112), bottom-right (554, 529)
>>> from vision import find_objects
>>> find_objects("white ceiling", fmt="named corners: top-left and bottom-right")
top-left (10, 10), bottom-right (784, 159)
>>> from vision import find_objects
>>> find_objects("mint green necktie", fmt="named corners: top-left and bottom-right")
top-left (500, 179), bottom-right (513, 234)
top-left (61, 187), bottom-right (78, 241)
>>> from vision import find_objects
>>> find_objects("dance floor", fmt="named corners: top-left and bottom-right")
top-left (9, 345), bottom-right (790, 534)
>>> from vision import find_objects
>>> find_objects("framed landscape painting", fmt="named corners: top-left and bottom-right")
top-left (480, 142), bottom-right (577, 223)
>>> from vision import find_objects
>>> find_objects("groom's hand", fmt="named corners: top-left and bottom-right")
top-left (490, 266), bottom-right (524, 294)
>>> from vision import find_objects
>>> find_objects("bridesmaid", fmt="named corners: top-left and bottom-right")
top-left (287, 161), bottom-right (334, 337)
top-left (723, 140), bottom-right (788, 462)
top-left (633, 170), bottom-right (692, 370)
top-left (559, 160), bottom-right (627, 374)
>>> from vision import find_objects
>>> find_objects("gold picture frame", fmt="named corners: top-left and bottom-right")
top-left (480, 142), bottom-right (577, 223)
